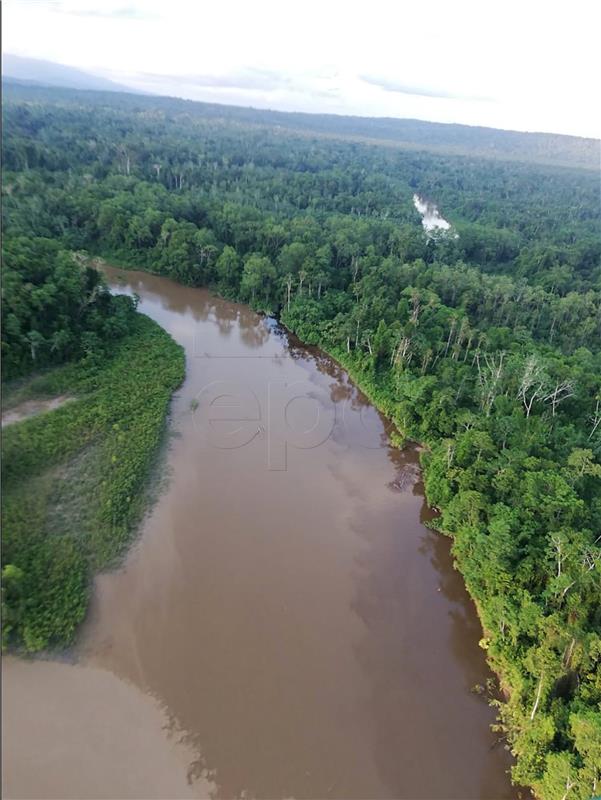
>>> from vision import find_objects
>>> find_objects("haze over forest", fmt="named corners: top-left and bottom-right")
top-left (3, 0), bottom-right (601, 138)
top-left (2, 55), bottom-right (599, 173)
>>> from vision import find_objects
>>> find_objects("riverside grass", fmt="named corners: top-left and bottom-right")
top-left (2, 313), bottom-right (185, 652)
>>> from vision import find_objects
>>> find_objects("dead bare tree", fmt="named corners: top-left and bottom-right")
top-left (463, 330), bottom-right (475, 363)
top-left (444, 316), bottom-right (457, 357)
top-left (410, 291), bottom-right (421, 325)
top-left (530, 673), bottom-right (544, 721)
top-left (476, 351), bottom-right (506, 416)
top-left (560, 774), bottom-right (575, 800)
top-left (543, 381), bottom-right (575, 417)
top-left (550, 534), bottom-right (566, 578)
top-left (452, 318), bottom-right (470, 361)
top-left (517, 355), bottom-right (547, 418)
top-left (297, 270), bottom-right (306, 295)
top-left (582, 546), bottom-right (600, 573)
top-left (589, 395), bottom-right (601, 440)
top-left (391, 337), bottom-right (412, 369)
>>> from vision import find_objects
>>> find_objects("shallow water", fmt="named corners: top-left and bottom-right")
top-left (3, 268), bottom-right (515, 799)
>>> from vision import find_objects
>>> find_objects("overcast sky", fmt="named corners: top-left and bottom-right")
top-left (4, 0), bottom-right (600, 137)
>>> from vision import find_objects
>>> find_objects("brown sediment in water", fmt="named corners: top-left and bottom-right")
top-left (2, 657), bottom-right (214, 799)
top-left (3, 267), bottom-right (516, 800)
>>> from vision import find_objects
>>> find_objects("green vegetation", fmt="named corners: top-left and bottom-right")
top-left (2, 315), bottom-right (184, 651)
top-left (2, 83), bottom-right (599, 798)
top-left (2, 236), bottom-right (135, 380)
top-left (3, 81), bottom-right (599, 170)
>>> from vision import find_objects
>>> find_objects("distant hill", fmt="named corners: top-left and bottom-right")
top-left (2, 54), bottom-right (136, 94)
top-left (2, 73), bottom-right (598, 171)
top-left (178, 102), bottom-right (599, 171)
top-left (256, 109), bottom-right (600, 171)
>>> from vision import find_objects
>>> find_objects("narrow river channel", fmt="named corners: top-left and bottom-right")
top-left (3, 267), bottom-right (516, 800)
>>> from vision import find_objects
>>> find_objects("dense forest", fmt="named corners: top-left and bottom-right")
top-left (4, 79), bottom-right (599, 170)
top-left (1, 88), bottom-right (186, 653)
top-left (2, 83), bottom-right (600, 799)
top-left (2, 236), bottom-right (135, 378)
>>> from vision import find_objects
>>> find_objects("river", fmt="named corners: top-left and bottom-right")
top-left (3, 267), bottom-right (515, 800)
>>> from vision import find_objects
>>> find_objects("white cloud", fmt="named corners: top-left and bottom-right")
top-left (3, 0), bottom-right (600, 137)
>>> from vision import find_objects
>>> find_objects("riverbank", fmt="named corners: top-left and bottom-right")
top-left (279, 320), bottom-right (519, 738)
top-left (2, 313), bottom-right (185, 652)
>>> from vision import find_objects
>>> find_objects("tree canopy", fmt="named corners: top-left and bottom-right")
top-left (2, 82), bottom-right (600, 800)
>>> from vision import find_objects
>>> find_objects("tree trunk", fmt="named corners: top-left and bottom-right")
top-left (530, 674), bottom-right (544, 721)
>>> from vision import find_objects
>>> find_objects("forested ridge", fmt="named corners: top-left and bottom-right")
top-left (4, 80), bottom-right (599, 170)
top-left (2, 84), bottom-right (600, 799)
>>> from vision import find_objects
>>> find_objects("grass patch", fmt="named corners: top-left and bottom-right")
top-left (1, 313), bottom-right (185, 652)
top-left (1, 365), bottom-right (82, 412)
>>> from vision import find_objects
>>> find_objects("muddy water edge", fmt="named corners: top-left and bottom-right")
top-left (2, 267), bottom-right (517, 800)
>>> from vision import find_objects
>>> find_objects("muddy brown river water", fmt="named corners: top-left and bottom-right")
top-left (3, 268), bottom-right (516, 799)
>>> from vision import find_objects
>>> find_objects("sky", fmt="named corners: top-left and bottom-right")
top-left (3, 0), bottom-right (600, 138)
